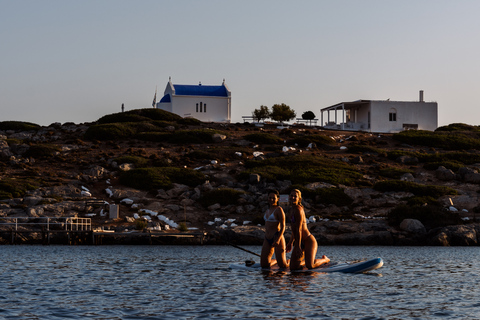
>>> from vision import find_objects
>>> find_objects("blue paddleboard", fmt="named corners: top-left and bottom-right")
top-left (229, 257), bottom-right (383, 273)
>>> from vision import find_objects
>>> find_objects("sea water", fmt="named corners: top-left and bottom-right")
top-left (0, 245), bottom-right (479, 319)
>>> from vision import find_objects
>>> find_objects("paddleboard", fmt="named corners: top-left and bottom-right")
top-left (229, 257), bottom-right (383, 273)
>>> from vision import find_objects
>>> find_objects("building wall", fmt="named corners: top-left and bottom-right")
top-left (171, 95), bottom-right (231, 122)
top-left (370, 101), bottom-right (437, 132)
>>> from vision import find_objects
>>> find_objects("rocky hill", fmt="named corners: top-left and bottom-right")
top-left (2, 110), bottom-right (480, 246)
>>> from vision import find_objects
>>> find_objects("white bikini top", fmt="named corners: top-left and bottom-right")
top-left (264, 207), bottom-right (279, 222)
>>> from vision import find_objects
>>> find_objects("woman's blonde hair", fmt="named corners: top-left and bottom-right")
top-left (290, 189), bottom-right (303, 207)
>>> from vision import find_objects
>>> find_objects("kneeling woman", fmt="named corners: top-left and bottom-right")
top-left (287, 189), bottom-right (330, 270)
top-left (261, 190), bottom-right (289, 269)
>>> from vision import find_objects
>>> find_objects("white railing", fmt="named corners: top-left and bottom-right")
top-left (0, 217), bottom-right (91, 231)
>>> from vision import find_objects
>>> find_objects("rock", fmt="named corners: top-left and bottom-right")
top-left (212, 133), bottom-right (227, 142)
top-left (400, 173), bottom-right (415, 182)
top-left (351, 156), bottom-right (364, 164)
top-left (119, 163), bottom-right (134, 171)
top-left (400, 219), bottom-right (426, 234)
top-left (208, 203), bottom-right (221, 211)
top-left (249, 174), bottom-right (260, 184)
top-left (396, 155), bottom-right (419, 165)
top-left (84, 165), bottom-right (106, 178)
top-left (23, 196), bottom-right (43, 207)
top-left (436, 166), bottom-right (456, 181)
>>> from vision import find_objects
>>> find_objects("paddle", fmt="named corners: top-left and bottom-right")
top-left (220, 238), bottom-right (261, 257)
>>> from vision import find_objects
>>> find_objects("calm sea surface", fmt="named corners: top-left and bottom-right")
top-left (0, 245), bottom-right (479, 319)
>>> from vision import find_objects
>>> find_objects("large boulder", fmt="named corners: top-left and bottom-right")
top-left (400, 219), bottom-right (426, 234)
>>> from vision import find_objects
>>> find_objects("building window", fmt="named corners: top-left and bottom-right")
top-left (204, 104), bottom-right (206, 112)
top-left (389, 108), bottom-right (397, 122)
top-left (196, 103), bottom-right (199, 112)
top-left (200, 102), bottom-right (203, 112)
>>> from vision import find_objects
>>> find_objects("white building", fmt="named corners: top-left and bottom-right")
top-left (320, 91), bottom-right (438, 133)
top-left (156, 78), bottom-right (231, 123)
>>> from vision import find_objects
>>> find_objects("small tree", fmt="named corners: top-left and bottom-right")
top-left (302, 111), bottom-right (316, 126)
top-left (271, 103), bottom-right (296, 124)
top-left (252, 105), bottom-right (270, 123)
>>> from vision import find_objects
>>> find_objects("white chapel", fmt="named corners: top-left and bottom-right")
top-left (156, 78), bottom-right (231, 123)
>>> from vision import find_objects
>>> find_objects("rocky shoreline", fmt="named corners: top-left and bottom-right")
top-left (2, 116), bottom-right (480, 246)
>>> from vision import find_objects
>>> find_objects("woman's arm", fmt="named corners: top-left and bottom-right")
top-left (273, 207), bottom-right (286, 247)
top-left (291, 206), bottom-right (303, 253)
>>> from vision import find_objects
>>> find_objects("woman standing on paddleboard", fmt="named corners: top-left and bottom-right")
top-left (287, 189), bottom-right (330, 270)
top-left (261, 190), bottom-right (289, 269)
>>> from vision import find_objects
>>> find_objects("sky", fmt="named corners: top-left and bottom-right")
top-left (1, 0), bottom-right (480, 127)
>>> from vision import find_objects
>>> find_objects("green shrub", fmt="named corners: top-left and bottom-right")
top-left (135, 132), bottom-right (172, 142)
top-left (423, 161), bottom-right (463, 172)
top-left (98, 113), bottom-right (151, 124)
top-left (97, 109), bottom-right (182, 124)
top-left (120, 167), bottom-right (205, 191)
top-left (84, 123), bottom-right (135, 141)
top-left (435, 123), bottom-right (480, 132)
top-left (167, 129), bottom-right (217, 144)
top-left (114, 156), bottom-right (148, 168)
top-left (24, 144), bottom-right (61, 159)
top-left (292, 185), bottom-right (354, 206)
top-left (199, 188), bottom-right (246, 207)
top-left (379, 168), bottom-right (414, 179)
top-left (0, 178), bottom-right (38, 199)
top-left (388, 204), bottom-right (461, 229)
top-left (373, 180), bottom-right (457, 198)
top-left (178, 222), bottom-right (188, 231)
top-left (289, 134), bottom-right (335, 148)
top-left (348, 144), bottom-right (385, 155)
top-left (178, 117), bottom-right (202, 125)
top-left (242, 154), bottom-right (363, 186)
top-left (406, 196), bottom-right (441, 207)
top-left (393, 130), bottom-right (480, 150)
top-left (0, 121), bottom-right (40, 131)
top-left (135, 219), bottom-right (148, 230)
top-left (244, 133), bottom-right (283, 144)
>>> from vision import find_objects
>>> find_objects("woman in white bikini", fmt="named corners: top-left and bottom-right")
top-left (260, 190), bottom-right (289, 269)
top-left (286, 189), bottom-right (330, 270)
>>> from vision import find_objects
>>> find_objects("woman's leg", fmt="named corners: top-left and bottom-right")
top-left (304, 235), bottom-right (329, 269)
top-left (260, 239), bottom-right (276, 268)
top-left (274, 236), bottom-right (289, 269)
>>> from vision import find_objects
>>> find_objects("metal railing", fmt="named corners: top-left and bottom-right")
top-left (0, 217), bottom-right (91, 231)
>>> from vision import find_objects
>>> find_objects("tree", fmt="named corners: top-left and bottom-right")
top-left (302, 111), bottom-right (316, 126)
top-left (270, 103), bottom-right (296, 123)
top-left (252, 105), bottom-right (270, 123)
top-left (302, 111), bottom-right (316, 120)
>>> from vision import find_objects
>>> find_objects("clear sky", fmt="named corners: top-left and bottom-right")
top-left (1, 0), bottom-right (479, 127)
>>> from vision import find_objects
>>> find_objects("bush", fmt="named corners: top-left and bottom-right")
top-left (348, 144), bottom-right (385, 155)
top-left (135, 219), bottom-right (148, 230)
top-left (373, 180), bottom-right (457, 198)
top-left (84, 123), bottom-right (135, 141)
top-left (244, 133), bottom-right (283, 145)
top-left (393, 130), bottom-right (480, 150)
top-left (242, 154), bottom-right (363, 186)
top-left (289, 134), bottom-right (335, 148)
top-left (0, 121), bottom-right (40, 131)
top-left (114, 156), bottom-right (148, 168)
top-left (406, 196), bottom-right (441, 207)
top-left (24, 144), bottom-right (61, 159)
top-left (97, 109), bottom-right (182, 124)
top-left (423, 161), bottom-right (463, 172)
top-left (199, 188), bottom-right (246, 207)
top-left (120, 167), bottom-right (205, 191)
top-left (0, 178), bottom-right (38, 199)
top-left (292, 185), bottom-right (354, 206)
top-left (388, 204), bottom-right (461, 229)
top-left (379, 168), bottom-right (414, 179)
